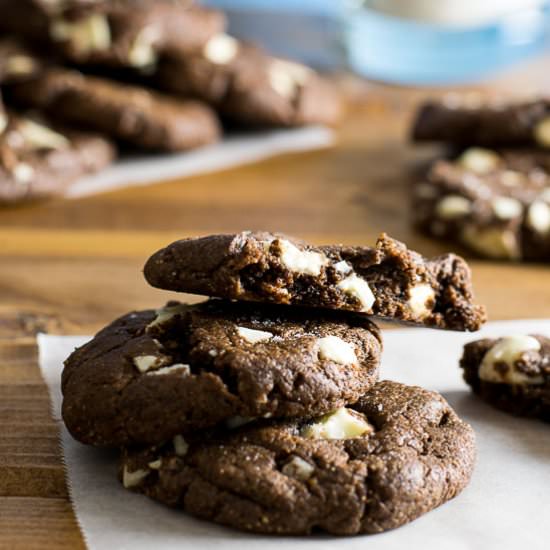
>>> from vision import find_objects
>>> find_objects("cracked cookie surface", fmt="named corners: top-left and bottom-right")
top-left (144, 231), bottom-right (487, 331)
top-left (61, 299), bottom-right (382, 447)
top-left (120, 380), bottom-right (476, 535)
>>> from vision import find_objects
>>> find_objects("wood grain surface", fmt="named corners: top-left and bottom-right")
top-left (2, 60), bottom-right (550, 548)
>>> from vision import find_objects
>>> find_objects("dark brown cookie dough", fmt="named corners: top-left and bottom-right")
top-left (120, 380), bottom-right (476, 535)
top-left (8, 67), bottom-right (221, 151)
top-left (413, 148), bottom-right (550, 261)
top-left (0, 111), bottom-right (115, 205)
top-left (157, 35), bottom-right (342, 127)
top-left (62, 299), bottom-right (382, 447)
top-left (144, 231), bottom-right (487, 331)
top-left (412, 94), bottom-right (550, 148)
top-left (0, 0), bottom-right (225, 70)
top-left (461, 334), bottom-right (550, 421)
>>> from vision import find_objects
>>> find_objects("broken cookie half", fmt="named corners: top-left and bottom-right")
top-left (144, 231), bottom-right (487, 331)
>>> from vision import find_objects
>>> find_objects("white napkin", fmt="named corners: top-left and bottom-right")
top-left (66, 126), bottom-right (333, 199)
top-left (37, 319), bottom-right (550, 550)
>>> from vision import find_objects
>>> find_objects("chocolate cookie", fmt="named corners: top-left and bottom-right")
top-left (412, 94), bottom-right (550, 148)
top-left (144, 231), bottom-right (487, 331)
top-left (8, 67), bottom-right (221, 151)
top-left (413, 148), bottom-right (550, 261)
top-left (0, 112), bottom-right (115, 204)
top-left (156, 34), bottom-right (342, 127)
top-left (120, 380), bottom-right (476, 535)
top-left (461, 334), bottom-right (550, 421)
top-left (62, 300), bottom-right (382, 447)
top-left (0, 0), bottom-right (225, 70)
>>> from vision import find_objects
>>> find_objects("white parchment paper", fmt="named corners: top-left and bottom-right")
top-left (65, 126), bottom-right (333, 198)
top-left (37, 319), bottom-right (550, 550)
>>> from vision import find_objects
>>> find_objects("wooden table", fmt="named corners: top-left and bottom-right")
top-left (2, 61), bottom-right (550, 549)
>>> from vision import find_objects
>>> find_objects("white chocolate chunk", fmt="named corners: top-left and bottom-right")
top-left (301, 408), bottom-right (373, 440)
top-left (268, 59), bottom-right (311, 98)
top-left (333, 260), bottom-right (352, 275)
top-left (281, 455), bottom-right (314, 481)
top-left (317, 336), bottom-right (357, 365)
top-left (18, 119), bottom-right (69, 150)
top-left (540, 188), bottom-right (550, 203)
top-left (500, 170), bottom-right (523, 187)
top-left (226, 416), bottom-right (254, 429)
top-left (534, 116), bottom-right (550, 147)
top-left (407, 284), bottom-right (436, 319)
top-left (122, 465), bottom-right (149, 488)
top-left (203, 33), bottom-right (239, 64)
top-left (278, 240), bottom-right (328, 276)
top-left (5, 55), bottom-right (36, 76)
top-left (479, 335), bottom-right (543, 385)
top-left (146, 303), bottom-right (187, 330)
top-left (458, 147), bottom-right (500, 174)
top-left (491, 197), bottom-right (522, 220)
top-left (127, 26), bottom-right (159, 67)
top-left (237, 326), bottom-right (273, 344)
top-left (146, 363), bottom-right (190, 376)
top-left (51, 14), bottom-right (111, 55)
top-left (12, 163), bottom-right (34, 184)
top-left (133, 355), bottom-right (163, 374)
top-left (337, 274), bottom-right (375, 312)
top-left (526, 201), bottom-right (550, 234)
top-left (461, 226), bottom-right (520, 260)
top-left (173, 435), bottom-right (189, 456)
top-left (0, 112), bottom-right (7, 134)
top-left (435, 195), bottom-right (472, 219)
top-left (148, 459), bottom-right (162, 470)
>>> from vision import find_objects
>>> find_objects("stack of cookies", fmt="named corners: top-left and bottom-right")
top-left (411, 95), bottom-right (550, 262)
top-left (62, 230), bottom-right (486, 535)
top-left (0, 0), bottom-right (341, 204)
